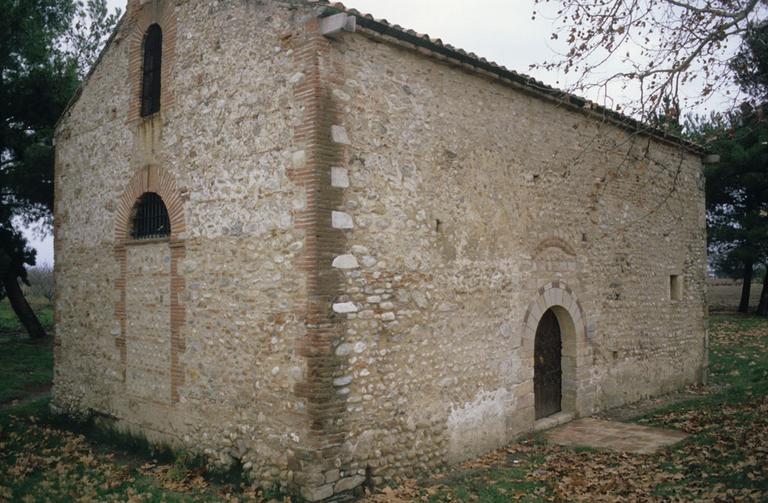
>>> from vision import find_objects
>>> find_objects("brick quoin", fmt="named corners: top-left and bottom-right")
top-left (288, 17), bottom-right (354, 499)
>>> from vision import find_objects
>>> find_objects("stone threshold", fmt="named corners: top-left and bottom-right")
top-left (534, 411), bottom-right (575, 432)
top-left (544, 417), bottom-right (689, 454)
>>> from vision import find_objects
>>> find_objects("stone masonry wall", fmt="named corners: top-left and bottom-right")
top-left (53, 0), bottom-right (322, 490)
top-left (322, 25), bottom-right (707, 485)
top-left (53, 0), bottom-right (708, 498)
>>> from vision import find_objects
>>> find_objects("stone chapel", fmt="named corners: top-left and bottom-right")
top-left (52, 0), bottom-right (708, 499)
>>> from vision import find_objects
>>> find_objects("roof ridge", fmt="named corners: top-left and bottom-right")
top-left (315, 1), bottom-right (703, 153)
top-left (56, 0), bottom-right (703, 153)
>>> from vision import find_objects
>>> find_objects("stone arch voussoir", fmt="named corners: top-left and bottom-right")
top-left (533, 235), bottom-right (578, 258)
top-left (522, 280), bottom-right (589, 416)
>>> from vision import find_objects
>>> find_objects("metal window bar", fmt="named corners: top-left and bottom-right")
top-left (140, 24), bottom-right (162, 117)
top-left (131, 192), bottom-right (170, 240)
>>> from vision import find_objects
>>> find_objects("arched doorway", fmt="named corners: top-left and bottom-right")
top-left (534, 309), bottom-right (562, 419)
top-left (522, 281), bottom-right (594, 420)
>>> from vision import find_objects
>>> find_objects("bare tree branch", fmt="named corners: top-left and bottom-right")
top-left (533, 0), bottom-right (768, 120)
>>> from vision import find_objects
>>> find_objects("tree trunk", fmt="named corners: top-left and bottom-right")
top-left (757, 267), bottom-right (768, 317)
top-left (2, 273), bottom-right (47, 339)
top-left (739, 260), bottom-right (754, 314)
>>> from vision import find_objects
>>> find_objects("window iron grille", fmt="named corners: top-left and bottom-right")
top-left (141, 24), bottom-right (162, 117)
top-left (131, 192), bottom-right (170, 240)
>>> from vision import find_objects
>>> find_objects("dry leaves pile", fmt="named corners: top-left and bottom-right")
top-left (0, 418), bottom-right (139, 502)
top-left (0, 414), bottom-right (279, 501)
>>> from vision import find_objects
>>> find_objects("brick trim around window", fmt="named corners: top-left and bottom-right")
top-left (113, 164), bottom-right (186, 402)
top-left (125, 0), bottom-right (177, 125)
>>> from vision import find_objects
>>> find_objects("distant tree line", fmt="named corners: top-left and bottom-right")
top-left (24, 264), bottom-right (54, 302)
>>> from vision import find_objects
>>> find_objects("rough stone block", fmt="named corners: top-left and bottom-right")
top-left (331, 167), bottom-right (350, 188)
top-left (333, 254), bottom-right (359, 269)
top-left (302, 483), bottom-right (334, 502)
top-left (335, 343), bottom-right (353, 356)
top-left (332, 211), bottom-right (354, 229)
top-left (320, 12), bottom-right (356, 38)
top-left (291, 150), bottom-right (306, 168)
top-left (333, 88), bottom-right (351, 102)
top-left (334, 475), bottom-right (366, 493)
top-left (324, 469), bottom-right (340, 484)
top-left (514, 380), bottom-right (533, 398)
top-left (331, 125), bottom-right (350, 145)
top-left (333, 302), bottom-right (358, 314)
top-left (333, 375), bottom-right (353, 386)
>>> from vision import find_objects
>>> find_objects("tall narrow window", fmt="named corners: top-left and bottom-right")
top-left (141, 24), bottom-right (162, 117)
top-left (131, 192), bottom-right (171, 239)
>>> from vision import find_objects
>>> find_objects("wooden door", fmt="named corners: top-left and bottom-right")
top-left (534, 309), bottom-right (562, 419)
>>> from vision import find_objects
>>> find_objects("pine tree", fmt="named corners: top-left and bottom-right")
top-left (0, 0), bottom-right (119, 338)
top-left (700, 105), bottom-right (768, 314)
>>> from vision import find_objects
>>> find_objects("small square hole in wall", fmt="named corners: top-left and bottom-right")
top-left (670, 275), bottom-right (683, 301)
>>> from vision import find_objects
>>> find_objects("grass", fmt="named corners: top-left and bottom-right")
top-left (0, 297), bottom-right (54, 405)
top-left (631, 314), bottom-right (768, 499)
top-left (0, 297), bottom-right (53, 334)
top-left (0, 336), bottom-right (53, 404)
top-left (1, 313), bottom-right (767, 502)
top-left (422, 466), bottom-right (550, 502)
top-left (643, 315), bottom-right (768, 419)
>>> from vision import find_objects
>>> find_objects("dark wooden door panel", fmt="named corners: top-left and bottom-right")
top-left (534, 309), bottom-right (562, 420)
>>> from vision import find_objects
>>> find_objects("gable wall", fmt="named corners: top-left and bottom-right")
top-left (325, 28), bottom-right (707, 483)
top-left (53, 0), bottom-right (314, 488)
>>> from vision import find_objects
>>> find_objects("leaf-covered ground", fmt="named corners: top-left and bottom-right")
top-left (1, 314), bottom-right (766, 502)
top-left (365, 315), bottom-right (768, 502)
top-left (0, 400), bottom-right (279, 502)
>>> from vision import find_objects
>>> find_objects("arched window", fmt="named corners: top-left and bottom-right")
top-left (140, 24), bottom-right (162, 117)
top-left (130, 192), bottom-right (170, 239)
